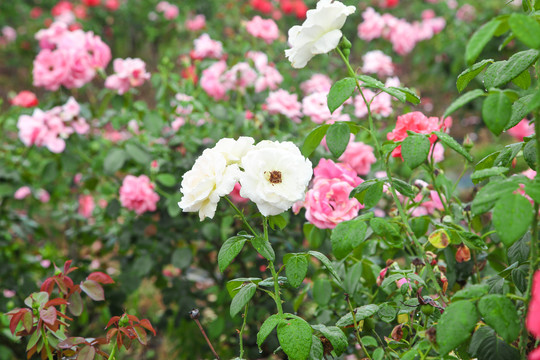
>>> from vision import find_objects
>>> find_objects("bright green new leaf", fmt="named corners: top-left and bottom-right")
top-left (493, 193), bottom-right (533, 247)
top-left (465, 19), bottom-right (500, 65)
top-left (277, 318), bottom-right (313, 360)
top-left (456, 59), bottom-right (493, 92)
top-left (401, 133), bottom-right (430, 169)
top-left (437, 300), bottom-right (479, 355)
top-left (326, 122), bottom-right (351, 158)
top-left (508, 13), bottom-right (540, 49)
top-left (482, 92), bottom-right (512, 136)
top-left (327, 77), bottom-right (357, 114)
top-left (230, 282), bottom-right (256, 317)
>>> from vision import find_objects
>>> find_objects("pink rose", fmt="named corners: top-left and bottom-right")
top-left (300, 74), bottom-right (332, 95)
top-left (265, 89), bottom-right (302, 122)
top-left (186, 14), bottom-right (206, 31)
top-left (191, 33), bottom-right (223, 60)
top-left (339, 137), bottom-right (376, 176)
top-left (314, 158), bottom-right (362, 187)
top-left (200, 60), bottom-right (228, 100)
top-left (302, 91), bottom-right (350, 124)
top-left (119, 175), bottom-right (160, 215)
top-left (229, 183), bottom-right (249, 204)
top-left (222, 62), bottom-right (257, 92)
top-left (105, 58), bottom-right (150, 94)
top-left (78, 194), bottom-right (95, 218)
top-left (11, 91), bottom-right (39, 108)
top-left (33, 48), bottom-right (71, 91)
top-left (362, 50), bottom-right (394, 77)
top-left (527, 270), bottom-right (540, 338)
top-left (358, 7), bottom-right (385, 41)
top-left (508, 119), bottom-right (534, 141)
top-left (14, 186), bottom-right (32, 200)
top-left (37, 189), bottom-right (50, 203)
top-left (245, 16), bottom-right (279, 44)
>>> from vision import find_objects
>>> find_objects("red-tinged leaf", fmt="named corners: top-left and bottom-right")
top-left (58, 337), bottom-right (87, 349)
top-left (119, 327), bottom-right (134, 338)
top-left (22, 309), bottom-right (33, 333)
top-left (126, 314), bottom-right (140, 323)
top-left (68, 284), bottom-right (80, 297)
top-left (63, 276), bottom-right (74, 288)
top-left (9, 311), bottom-right (23, 335)
top-left (66, 266), bottom-right (78, 275)
top-left (116, 332), bottom-right (123, 348)
top-left (63, 260), bottom-right (73, 275)
top-left (139, 319), bottom-right (156, 336)
top-left (45, 321), bottom-right (60, 332)
top-left (26, 343), bottom-right (37, 359)
top-left (45, 298), bottom-right (68, 308)
top-left (133, 325), bottom-right (148, 345)
top-left (106, 316), bottom-right (121, 329)
top-left (54, 277), bottom-right (68, 294)
top-left (91, 337), bottom-right (108, 345)
top-left (5, 308), bottom-right (22, 316)
top-left (106, 328), bottom-right (118, 342)
top-left (87, 272), bottom-right (114, 284)
top-left (56, 311), bottom-right (73, 321)
top-left (77, 345), bottom-right (96, 360)
top-left (68, 291), bottom-right (83, 317)
top-left (80, 280), bottom-right (104, 301)
top-left (40, 306), bottom-right (56, 326)
top-left (26, 327), bottom-right (40, 351)
top-left (96, 348), bottom-right (109, 357)
top-left (40, 278), bottom-right (55, 294)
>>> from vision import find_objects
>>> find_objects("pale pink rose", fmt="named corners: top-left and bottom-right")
top-left (35, 22), bottom-right (68, 49)
top-left (387, 112), bottom-right (446, 157)
top-left (508, 119), bottom-right (534, 141)
top-left (74, 173), bottom-right (83, 185)
top-left (14, 186), bottom-right (32, 200)
top-left (430, 142), bottom-right (445, 163)
top-left (3, 290), bottom-right (16, 298)
top-left (186, 14), bottom-right (206, 31)
top-left (171, 117), bottom-right (186, 131)
top-left (105, 58), bottom-right (150, 94)
top-left (339, 137), bottom-right (376, 176)
top-left (362, 50), bottom-right (394, 77)
top-left (456, 4), bottom-right (476, 22)
top-left (98, 199), bottom-right (108, 208)
top-left (222, 62), bottom-right (257, 91)
top-left (255, 65), bottom-right (283, 93)
top-left (422, 9), bottom-right (436, 20)
top-left (302, 91), bottom-right (349, 124)
top-left (354, 86), bottom-right (393, 119)
top-left (245, 16), bottom-right (279, 44)
top-left (1, 26), bottom-right (16, 44)
top-left (63, 51), bottom-right (96, 89)
top-left (200, 60), bottom-right (228, 100)
top-left (119, 175), bottom-right (160, 215)
top-left (40, 259), bottom-right (51, 268)
top-left (156, 2), bottom-right (179, 20)
top-left (37, 189), bottom-right (50, 203)
top-left (300, 74), bottom-right (332, 95)
top-left (297, 177), bottom-right (362, 229)
top-left (411, 191), bottom-right (444, 217)
top-left (11, 91), bottom-right (39, 108)
top-left (358, 7), bottom-right (385, 41)
top-left (191, 33), bottom-right (223, 60)
top-left (246, 51), bottom-right (269, 70)
top-left (424, 17), bottom-right (446, 35)
top-left (388, 20), bottom-right (418, 55)
top-left (265, 89), bottom-right (303, 122)
top-left (229, 183), bottom-right (250, 204)
top-left (17, 109), bottom-right (49, 148)
top-left (33, 48), bottom-right (71, 91)
top-left (313, 158), bottom-right (362, 187)
top-left (526, 271), bottom-right (540, 339)
top-left (84, 32), bottom-right (111, 69)
top-left (78, 194), bottom-right (95, 218)
top-left (396, 278), bottom-right (412, 290)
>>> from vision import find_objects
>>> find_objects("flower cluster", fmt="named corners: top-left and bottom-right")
top-left (156, 1), bottom-right (179, 20)
top-left (119, 175), bottom-right (160, 215)
top-left (245, 16), bottom-right (279, 44)
top-left (0, 26), bottom-right (16, 46)
top-left (17, 97), bottom-right (89, 153)
top-left (105, 58), bottom-right (151, 94)
top-left (527, 271), bottom-right (540, 359)
top-left (191, 34), bottom-right (223, 60)
top-left (250, 0), bottom-right (308, 19)
top-left (179, 137), bottom-right (313, 220)
top-left (294, 159), bottom-right (363, 229)
top-left (33, 21), bottom-right (111, 90)
top-left (185, 14), bottom-right (206, 31)
top-left (358, 7), bottom-right (446, 55)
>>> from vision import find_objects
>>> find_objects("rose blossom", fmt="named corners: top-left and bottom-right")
top-left (285, 0), bottom-right (355, 68)
top-left (105, 58), bottom-right (150, 94)
top-left (186, 14), bottom-right (206, 31)
top-left (303, 91), bottom-right (349, 124)
top-left (339, 136), bottom-right (376, 176)
top-left (357, 7), bottom-right (385, 41)
top-left (37, 189), bottom-right (50, 203)
top-left (78, 194), bottom-right (95, 218)
top-left (246, 16), bottom-right (279, 44)
top-left (191, 34), bottom-right (223, 60)
top-left (222, 62), bottom-right (257, 92)
top-left (300, 73), bottom-right (332, 95)
top-left (119, 175), bottom-right (160, 215)
top-left (508, 119), bottom-right (534, 141)
top-left (229, 183), bottom-right (249, 204)
top-left (265, 89), bottom-right (303, 122)
top-left (33, 49), bottom-right (71, 91)
top-left (14, 186), bottom-right (32, 200)
top-left (213, 137), bottom-right (255, 165)
top-left (11, 91), bottom-right (39, 108)
top-left (527, 270), bottom-right (540, 339)
top-left (240, 140), bottom-right (313, 216)
top-left (362, 50), bottom-right (394, 77)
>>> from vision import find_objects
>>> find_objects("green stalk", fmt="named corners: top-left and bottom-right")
top-left (41, 327), bottom-right (54, 360)
top-left (336, 47), bottom-right (447, 302)
top-left (345, 295), bottom-right (372, 360)
top-left (107, 339), bottom-right (118, 360)
top-left (238, 304), bottom-right (249, 359)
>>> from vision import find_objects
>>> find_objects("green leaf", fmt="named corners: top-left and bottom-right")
top-left (350, 180), bottom-right (384, 209)
top-left (125, 143), bottom-right (152, 165)
top-left (230, 283), bottom-right (257, 317)
top-left (326, 122), bottom-right (351, 158)
top-left (470, 166), bottom-right (509, 183)
top-left (391, 178), bottom-right (416, 198)
top-left (80, 280), bottom-right (104, 301)
top-left (401, 133), bottom-right (430, 169)
top-left (103, 149), bottom-right (127, 174)
top-left (311, 325), bottom-right (347, 356)
top-left (390, 86), bottom-right (421, 105)
top-left (327, 77), bottom-right (357, 114)
top-left (469, 326), bottom-right (520, 360)
top-left (472, 179), bottom-right (518, 214)
top-left (512, 264), bottom-right (529, 293)
top-left (493, 193), bottom-right (533, 247)
top-left (482, 92), bottom-right (512, 136)
top-left (506, 94), bottom-right (534, 130)
top-left (302, 125), bottom-right (330, 157)
top-left (218, 236), bottom-right (247, 272)
top-left (307, 251), bottom-right (343, 286)
top-left (508, 234), bottom-right (530, 264)
top-left (269, 214), bottom-right (288, 230)
top-left (508, 13), bottom-right (540, 49)
top-left (226, 277), bottom-right (261, 298)
top-left (443, 89), bottom-right (486, 118)
top-left (466, 19), bottom-right (501, 65)
top-left (452, 284), bottom-right (489, 301)
top-left (330, 218), bottom-right (368, 259)
top-left (143, 113), bottom-right (164, 136)
top-left (357, 75), bottom-right (420, 104)
top-left (313, 278), bottom-right (332, 305)
top-left (257, 314), bottom-right (281, 350)
top-left (433, 131), bottom-right (473, 162)
top-left (156, 173), bottom-right (176, 187)
top-left (527, 89), bottom-right (540, 112)
top-left (457, 59), bottom-right (494, 92)
top-left (524, 140), bottom-right (537, 169)
top-left (285, 254), bottom-right (309, 288)
top-left (277, 318), bottom-right (313, 360)
top-left (309, 336), bottom-right (324, 360)
top-left (436, 300), bottom-right (479, 355)
top-left (484, 50), bottom-right (540, 89)
top-left (250, 237), bottom-right (275, 261)
top-left (77, 346), bottom-right (96, 360)
top-left (377, 303), bottom-right (397, 323)
top-left (171, 247), bottom-right (192, 269)
top-left (335, 304), bottom-right (379, 327)
top-left (512, 69), bottom-right (531, 90)
top-left (525, 179), bottom-right (540, 203)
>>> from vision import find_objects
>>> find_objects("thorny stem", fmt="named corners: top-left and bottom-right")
top-left (239, 304), bottom-right (249, 359)
top-left (336, 47), bottom-right (448, 303)
top-left (345, 294), bottom-right (372, 360)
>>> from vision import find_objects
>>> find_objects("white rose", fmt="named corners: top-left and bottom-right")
top-left (179, 149), bottom-right (240, 220)
top-left (285, 0), bottom-right (356, 69)
top-left (239, 140), bottom-right (313, 216)
top-left (213, 136), bottom-right (255, 165)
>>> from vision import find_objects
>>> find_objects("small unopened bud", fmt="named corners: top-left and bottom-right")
top-left (463, 134), bottom-right (474, 151)
top-left (339, 36), bottom-right (352, 50)
top-left (391, 324), bottom-right (404, 341)
top-left (189, 308), bottom-right (200, 320)
top-left (456, 244), bottom-right (471, 263)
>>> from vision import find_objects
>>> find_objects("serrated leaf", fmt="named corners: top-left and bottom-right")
top-left (493, 193), bottom-right (533, 247)
top-left (156, 173), bottom-right (176, 187)
top-left (250, 236), bottom-right (275, 261)
top-left (443, 89), bottom-right (486, 118)
top-left (230, 283), bottom-right (257, 317)
top-left (524, 140), bottom-right (537, 169)
top-left (401, 134), bottom-right (430, 169)
top-left (330, 218), bottom-right (368, 260)
top-left (311, 325), bottom-right (347, 356)
top-left (512, 69), bottom-right (531, 90)
top-left (477, 295), bottom-right (520, 343)
top-left (68, 291), bottom-right (83, 316)
top-left (257, 314), bottom-right (281, 350)
top-left (469, 326), bottom-right (520, 360)
top-left (302, 125), bottom-right (330, 157)
top-left (226, 277), bottom-right (261, 298)
top-left (470, 166), bottom-right (509, 183)
top-left (307, 251), bottom-right (343, 286)
top-left (484, 50), bottom-right (540, 89)
top-left (506, 94), bottom-right (534, 130)
top-left (508, 13), bottom-right (540, 49)
top-left (433, 131), bottom-right (473, 162)
top-left (482, 92), bottom-right (512, 136)
top-left (472, 179), bottom-right (518, 214)
top-left (336, 304), bottom-right (379, 327)
top-left (457, 59), bottom-right (494, 92)
top-left (512, 264), bottom-right (528, 293)
top-left (80, 280), bottom-right (104, 301)
top-left (326, 122), bottom-right (351, 158)
top-left (277, 318), bottom-right (313, 360)
top-left (309, 336), bottom-right (323, 360)
top-left (218, 236), bottom-right (247, 272)
top-left (285, 254), bottom-right (309, 288)
top-left (103, 149), bottom-right (127, 174)
top-left (452, 284), bottom-right (489, 301)
top-left (466, 19), bottom-right (500, 65)
top-left (327, 78), bottom-right (357, 114)
top-left (437, 300), bottom-right (479, 355)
